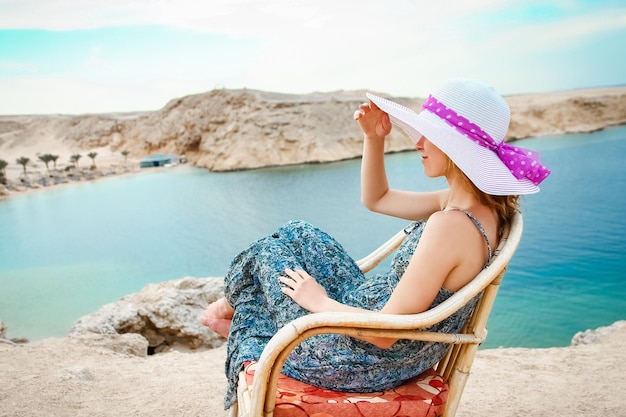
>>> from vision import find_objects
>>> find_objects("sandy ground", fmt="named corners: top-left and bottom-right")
top-left (0, 144), bottom-right (146, 199)
top-left (0, 141), bottom-right (129, 179)
top-left (1, 321), bottom-right (624, 417)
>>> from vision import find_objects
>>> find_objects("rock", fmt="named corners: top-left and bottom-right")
top-left (58, 365), bottom-right (95, 381)
top-left (120, 89), bottom-right (414, 172)
top-left (570, 320), bottom-right (626, 346)
top-left (506, 88), bottom-right (626, 139)
top-left (0, 320), bottom-right (29, 345)
top-left (69, 276), bottom-right (225, 354)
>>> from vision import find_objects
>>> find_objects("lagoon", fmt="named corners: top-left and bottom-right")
top-left (1, 126), bottom-right (625, 348)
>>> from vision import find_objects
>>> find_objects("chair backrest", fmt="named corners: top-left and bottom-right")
top-left (246, 212), bottom-right (523, 417)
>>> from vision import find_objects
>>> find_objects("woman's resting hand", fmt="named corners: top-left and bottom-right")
top-left (279, 268), bottom-right (330, 313)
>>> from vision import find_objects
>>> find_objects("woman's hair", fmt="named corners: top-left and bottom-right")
top-left (446, 159), bottom-right (520, 235)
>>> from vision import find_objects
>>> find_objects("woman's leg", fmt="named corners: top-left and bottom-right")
top-left (212, 220), bottom-right (364, 339)
top-left (268, 220), bottom-right (365, 303)
top-left (220, 220), bottom-right (363, 408)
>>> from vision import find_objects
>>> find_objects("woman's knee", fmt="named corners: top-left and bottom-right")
top-left (273, 220), bottom-right (316, 239)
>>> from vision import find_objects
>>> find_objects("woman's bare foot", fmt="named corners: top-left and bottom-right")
top-left (199, 297), bottom-right (234, 337)
top-left (201, 318), bottom-right (231, 338)
top-left (205, 297), bottom-right (234, 319)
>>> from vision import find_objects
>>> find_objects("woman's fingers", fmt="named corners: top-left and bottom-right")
top-left (279, 270), bottom-right (297, 289)
top-left (369, 100), bottom-right (382, 112)
top-left (354, 102), bottom-right (371, 120)
top-left (284, 267), bottom-right (306, 280)
top-left (359, 101), bottom-right (383, 113)
top-left (279, 269), bottom-right (328, 313)
top-left (280, 268), bottom-right (311, 290)
top-left (354, 100), bottom-right (388, 121)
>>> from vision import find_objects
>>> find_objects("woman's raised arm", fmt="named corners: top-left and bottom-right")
top-left (355, 100), bottom-right (447, 221)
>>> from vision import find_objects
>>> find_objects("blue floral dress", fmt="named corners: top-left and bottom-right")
top-left (222, 219), bottom-right (481, 409)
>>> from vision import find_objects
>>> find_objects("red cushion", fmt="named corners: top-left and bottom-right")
top-left (243, 361), bottom-right (448, 417)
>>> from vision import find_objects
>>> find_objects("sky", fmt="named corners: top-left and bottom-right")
top-left (0, 0), bottom-right (625, 115)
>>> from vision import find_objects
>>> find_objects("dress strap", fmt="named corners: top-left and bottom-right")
top-left (448, 209), bottom-right (493, 264)
top-left (403, 221), bottom-right (423, 235)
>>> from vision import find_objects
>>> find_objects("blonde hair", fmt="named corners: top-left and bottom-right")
top-left (446, 159), bottom-right (520, 235)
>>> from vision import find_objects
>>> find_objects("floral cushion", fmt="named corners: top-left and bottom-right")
top-left (243, 361), bottom-right (448, 417)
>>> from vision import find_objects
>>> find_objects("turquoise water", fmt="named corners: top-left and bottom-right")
top-left (1, 126), bottom-right (625, 348)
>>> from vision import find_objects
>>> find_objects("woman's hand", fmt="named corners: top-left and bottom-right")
top-left (279, 268), bottom-right (398, 349)
top-left (279, 268), bottom-right (329, 313)
top-left (354, 100), bottom-right (392, 141)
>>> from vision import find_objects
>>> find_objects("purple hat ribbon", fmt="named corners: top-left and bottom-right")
top-left (422, 95), bottom-right (551, 186)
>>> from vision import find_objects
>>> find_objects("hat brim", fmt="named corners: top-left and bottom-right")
top-left (366, 93), bottom-right (539, 195)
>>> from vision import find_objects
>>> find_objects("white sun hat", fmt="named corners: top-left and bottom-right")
top-left (366, 79), bottom-right (550, 195)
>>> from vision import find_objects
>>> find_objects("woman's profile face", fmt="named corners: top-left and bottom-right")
top-left (415, 136), bottom-right (448, 178)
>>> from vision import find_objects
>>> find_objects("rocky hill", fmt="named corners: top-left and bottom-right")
top-left (1, 87), bottom-right (626, 174)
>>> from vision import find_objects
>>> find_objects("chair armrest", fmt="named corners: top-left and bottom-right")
top-left (356, 228), bottom-right (408, 273)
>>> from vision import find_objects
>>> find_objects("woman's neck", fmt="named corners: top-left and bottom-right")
top-left (444, 178), bottom-right (480, 211)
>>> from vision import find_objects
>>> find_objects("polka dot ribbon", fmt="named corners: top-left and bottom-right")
top-left (422, 95), bottom-right (551, 185)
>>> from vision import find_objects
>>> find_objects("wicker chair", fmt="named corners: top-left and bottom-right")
top-left (230, 212), bottom-right (523, 417)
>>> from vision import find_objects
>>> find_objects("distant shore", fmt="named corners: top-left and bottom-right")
top-left (0, 164), bottom-right (140, 199)
top-left (2, 86), bottom-right (626, 199)
top-left (2, 121), bottom-right (625, 200)
top-left (0, 148), bottom-right (185, 199)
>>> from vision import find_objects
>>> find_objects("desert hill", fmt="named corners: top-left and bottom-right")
top-left (1, 86), bottom-right (626, 178)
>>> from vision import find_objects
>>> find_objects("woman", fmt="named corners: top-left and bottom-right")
top-left (201, 78), bottom-right (550, 409)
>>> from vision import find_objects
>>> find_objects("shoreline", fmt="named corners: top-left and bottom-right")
top-left (1, 165), bottom-right (140, 199)
top-left (2, 122), bottom-right (624, 201)
top-left (0, 154), bottom-right (179, 200)
top-left (3, 86), bottom-right (626, 198)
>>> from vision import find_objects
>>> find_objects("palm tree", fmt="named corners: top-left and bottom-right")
top-left (38, 154), bottom-right (53, 174)
top-left (16, 157), bottom-right (29, 176)
top-left (50, 154), bottom-right (59, 171)
top-left (87, 152), bottom-right (97, 168)
top-left (0, 159), bottom-right (7, 185)
top-left (70, 153), bottom-right (82, 168)
top-left (121, 150), bottom-right (129, 165)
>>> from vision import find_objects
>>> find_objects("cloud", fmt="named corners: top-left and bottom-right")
top-left (0, 60), bottom-right (39, 75)
top-left (1, 0), bottom-right (624, 113)
top-left (0, 0), bottom-right (323, 31)
top-left (0, 76), bottom-right (208, 114)
top-left (0, 0), bottom-right (528, 32)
